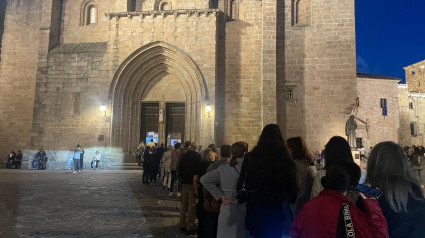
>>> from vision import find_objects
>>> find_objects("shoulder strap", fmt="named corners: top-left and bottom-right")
top-left (342, 203), bottom-right (356, 238)
top-left (233, 166), bottom-right (240, 175)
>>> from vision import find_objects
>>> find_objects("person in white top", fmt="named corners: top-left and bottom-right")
top-left (91, 151), bottom-right (101, 169)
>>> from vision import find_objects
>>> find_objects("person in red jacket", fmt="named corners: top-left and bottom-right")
top-left (290, 161), bottom-right (389, 238)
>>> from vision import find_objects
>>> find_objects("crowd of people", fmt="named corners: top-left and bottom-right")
top-left (139, 124), bottom-right (425, 238)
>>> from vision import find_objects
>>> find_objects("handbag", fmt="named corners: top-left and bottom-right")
top-left (203, 190), bottom-right (221, 214)
top-left (236, 164), bottom-right (252, 204)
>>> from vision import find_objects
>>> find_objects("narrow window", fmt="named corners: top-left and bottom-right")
top-left (410, 122), bottom-right (417, 136)
top-left (288, 89), bottom-right (294, 99)
top-left (89, 6), bottom-right (96, 24)
top-left (73, 92), bottom-right (81, 115)
top-left (380, 98), bottom-right (387, 116)
top-left (230, 0), bottom-right (237, 20)
top-left (409, 102), bottom-right (413, 109)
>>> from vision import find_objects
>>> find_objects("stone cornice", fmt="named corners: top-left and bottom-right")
top-left (105, 9), bottom-right (220, 20)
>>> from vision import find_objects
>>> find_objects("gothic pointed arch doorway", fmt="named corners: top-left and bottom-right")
top-left (109, 41), bottom-right (212, 153)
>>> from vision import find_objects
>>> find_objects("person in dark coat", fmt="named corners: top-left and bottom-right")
top-left (35, 148), bottom-right (47, 170)
top-left (147, 146), bottom-right (160, 185)
top-left (14, 150), bottom-right (22, 169)
top-left (142, 146), bottom-right (151, 184)
top-left (366, 141), bottom-right (425, 238)
top-left (193, 148), bottom-right (215, 238)
top-left (236, 124), bottom-right (298, 238)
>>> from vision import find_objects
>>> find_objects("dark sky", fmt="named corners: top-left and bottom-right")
top-left (355, 0), bottom-right (425, 83)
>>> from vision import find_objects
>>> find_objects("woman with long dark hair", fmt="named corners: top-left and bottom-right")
top-left (236, 124), bottom-right (298, 237)
top-left (310, 136), bottom-right (354, 199)
top-left (366, 141), bottom-right (425, 238)
top-left (287, 136), bottom-right (316, 216)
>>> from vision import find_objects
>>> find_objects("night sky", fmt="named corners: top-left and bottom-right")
top-left (355, 0), bottom-right (425, 83)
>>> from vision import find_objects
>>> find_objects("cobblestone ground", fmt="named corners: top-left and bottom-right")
top-left (0, 169), bottom-right (193, 238)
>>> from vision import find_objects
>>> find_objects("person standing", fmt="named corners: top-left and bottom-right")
top-left (74, 145), bottom-right (82, 173)
top-left (287, 137), bottom-right (316, 216)
top-left (142, 146), bottom-right (151, 184)
top-left (156, 143), bottom-right (165, 178)
top-left (201, 144), bottom-right (232, 238)
top-left (168, 143), bottom-right (181, 196)
top-left (290, 161), bottom-right (389, 238)
top-left (147, 146), bottom-right (160, 185)
top-left (193, 148), bottom-right (216, 238)
top-left (67, 150), bottom-right (74, 170)
top-left (15, 150), bottom-right (22, 169)
top-left (36, 148), bottom-right (48, 170)
top-left (236, 124), bottom-right (298, 238)
top-left (6, 150), bottom-right (16, 169)
top-left (409, 146), bottom-right (424, 185)
top-left (178, 142), bottom-right (201, 235)
top-left (80, 146), bottom-right (85, 171)
top-left (160, 145), bottom-right (173, 190)
top-left (367, 141), bottom-right (425, 238)
top-left (201, 142), bottom-right (249, 238)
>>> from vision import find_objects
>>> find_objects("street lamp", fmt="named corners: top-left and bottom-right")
top-left (99, 105), bottom-right (107, 118)
top-left (206, 104), bottom-right (211, 118)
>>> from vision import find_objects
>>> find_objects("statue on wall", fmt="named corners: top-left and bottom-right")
top-left (159, 109), bottom-right (164, 122)
top-left (345, 115), bottom-right (357, 148)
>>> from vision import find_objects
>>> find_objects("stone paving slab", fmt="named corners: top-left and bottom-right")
top-left (0, 170), bottom-right (194, 238)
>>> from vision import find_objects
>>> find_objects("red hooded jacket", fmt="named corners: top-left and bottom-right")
top-left (290, 189), bottom-right (389, 238)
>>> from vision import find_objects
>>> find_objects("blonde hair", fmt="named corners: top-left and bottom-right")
top-left (202, 148), bottom-right (215, 162)
top-left (366, 141), bottom-right (424, 212)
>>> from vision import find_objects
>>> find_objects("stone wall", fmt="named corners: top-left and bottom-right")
top-left (61, 0), bottom-right (114, 43)
top-left (404, 59), bottom-right (425, 93)
top-left (221, 0), bottom-right (264, 146)
top-left (0, 0), bottom-right (43, 156)
top-left (356, 76), bottom-right (400, 148)
top-left (397, 84), bottom-right (411, 147)
top-left (31, 42), bottom-right (110, 151)
top-left (409, 93), bottom-right (425, 147)
top-left (284, 0), bottom-right (357, 151)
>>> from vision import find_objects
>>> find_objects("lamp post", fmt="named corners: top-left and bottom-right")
top-left (99, 105), bottom-right (107, 118)
top-left (206, 104), bottom-right (211, 118)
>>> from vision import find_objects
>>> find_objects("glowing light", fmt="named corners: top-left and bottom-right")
top-left (99, 105), bottom-right (107, 112)
top-left (206, 105), bottom-right (211, 112)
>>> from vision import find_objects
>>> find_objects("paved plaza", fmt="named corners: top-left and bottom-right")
top-left (0, 169), bottom-right (190, 238)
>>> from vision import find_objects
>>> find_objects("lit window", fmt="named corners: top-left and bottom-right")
top-left (89, 6), bottom-right (96, 24)
top-left (80, 0), bottom-right (98, 26)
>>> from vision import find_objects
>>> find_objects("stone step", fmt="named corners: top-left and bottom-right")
top-left (104, 163), bottom-right (142, 170)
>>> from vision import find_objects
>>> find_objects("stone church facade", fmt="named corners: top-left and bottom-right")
top-left (0, 0), bottom-right (356, 158)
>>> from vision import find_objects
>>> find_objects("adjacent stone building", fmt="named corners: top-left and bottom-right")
top-left (0, 0), bottom-right (357, 161)
top-left (355, 73), bottom-right (400, 150)
top-left (403, 59), bottom-right (425, 147)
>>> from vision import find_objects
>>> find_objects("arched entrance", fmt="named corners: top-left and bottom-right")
top-left (109, 41), bottom-right (210, 153)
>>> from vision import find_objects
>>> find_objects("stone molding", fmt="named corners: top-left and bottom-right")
top-left (105, 9), bottom-right (220, 20)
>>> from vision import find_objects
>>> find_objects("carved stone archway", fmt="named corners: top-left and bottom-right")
top-left (109, 41), bottom-right (209, 153)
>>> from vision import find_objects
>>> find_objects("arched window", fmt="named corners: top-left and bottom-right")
top-left (154, 0), bottom-right (172, 11)
top-left (80, 0), bottom-right (98, 26)
top-left (230, 0), bottom-right (237, 20)
top-left (88, 6), bottom-right (96, 24)
top-left (161, 2), bottom-right (171, 10)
